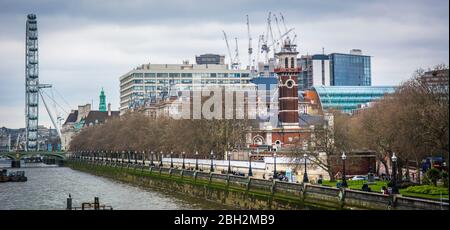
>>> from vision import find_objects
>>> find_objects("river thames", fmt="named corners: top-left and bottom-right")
top-left (0, 162), bottom-right (225, 210)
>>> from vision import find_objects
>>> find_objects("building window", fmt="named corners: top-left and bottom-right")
top-left (181, 73), bottom-right (192, 78)
top-left (291, 57), bottom-right (295, 68)
top-left (144, 73), bottom-right (155, 78)
top-left (157, 73), bottom-right (168, 78)
top-left (285, 58), bottom-right (289, 68)
top-left (253, 136), bottom-right (265, 145)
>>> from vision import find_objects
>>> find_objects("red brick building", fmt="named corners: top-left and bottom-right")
top-left (329, 151), bottom-right (377, 177)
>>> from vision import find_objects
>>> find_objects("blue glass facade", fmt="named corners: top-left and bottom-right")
top-left (313, 86), bottom-right (395, 113)
top-left (329, 53), bottom-right (371, 86)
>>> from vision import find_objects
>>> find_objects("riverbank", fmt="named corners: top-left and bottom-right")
top-left (66, 159), bottom-right (449, 210)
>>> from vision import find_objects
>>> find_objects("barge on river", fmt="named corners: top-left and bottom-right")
top-left (0, 169), bottom-right (28, 182)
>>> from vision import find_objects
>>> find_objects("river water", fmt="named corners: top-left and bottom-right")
top-left (0, 161), bottom-right (224, 210)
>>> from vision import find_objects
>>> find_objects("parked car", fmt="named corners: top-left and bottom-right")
top-left (351, 175), bottom-right (367, 181)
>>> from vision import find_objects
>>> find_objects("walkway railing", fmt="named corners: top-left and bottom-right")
top-left (68, 155), bottom-right (449, 210)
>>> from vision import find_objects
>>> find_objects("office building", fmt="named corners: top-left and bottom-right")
top-left (308, 86), bottom-right (395, 114)
top-left (119, 59), bottom-right (251, 115)
top-left (329, 49), bottom-right (371, 86)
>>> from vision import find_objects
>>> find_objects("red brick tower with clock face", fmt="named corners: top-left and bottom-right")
top-left (275, 37), bottom-right (301, 128)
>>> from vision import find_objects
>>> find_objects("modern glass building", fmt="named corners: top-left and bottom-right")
top-left (312, 86), bottom-right (395, 113)
top-left (329, 52), bottom-right (371, 86)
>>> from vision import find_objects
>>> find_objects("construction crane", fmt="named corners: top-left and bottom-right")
top-left (260, 12), bottom-right (272, 65)
top-left (222, 30), bottom-right (233, 68)
top-left (256, 34), bottom-right (263, 69)
top-left (246, 15), bottom-right (253, 71)
top-left (280, 13), bottom-right (289, 34)
top-left (260, 12), bottom-right (281, 65)
top-left (267, 27), bottom-right (295, 52)
top-left (280, 12), bottom-right (298, 46)
top-left (273, 15), bottom-right (283, 41)
top-left (233, 37), bottom-right (240, 70)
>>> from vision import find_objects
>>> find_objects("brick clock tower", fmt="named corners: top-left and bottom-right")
top-left (275, 37), bottom-right (301, 128)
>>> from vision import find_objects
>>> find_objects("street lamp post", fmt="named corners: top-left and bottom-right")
top-left (159, 151), bottom-right (163, 167)
top-left (170, 151), bottom-right (174, 168)
top-left (182, 152), bottom-right (185, 169)
top-left (273, 152), bottom-right (277, 179)
top-left (248, 151), bottom-right (253, 177)
top-left (150, 151), bottom-right (154, 166)
top-left (210, 150), bottom-right (214, 172)
top-left (195, 151), bottom-right (199, 171)
top-left (303, 153), bottom-right (309, 183)
top-left (134, 151), bottom-right (138, 164)
top-left (341, 152), bottom-right (348, 188)
top-left (142, 151), bottom-right (145, 165)
top-left (227, 151), bottom-right (231, 174)
top-left (391, 153), bottom-right (399, 194)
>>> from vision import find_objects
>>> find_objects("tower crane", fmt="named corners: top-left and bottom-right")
top-left (280, 12), bottom-right (298, 46)
top-left (280, 13), bottom-right (289, 34)
top-left (256, 34), bottom-right (263, 68)
top-left (274, 14), bottom-right (282, 37)
top-left (267, 27), bottom-right (295, 52)
top-left (246, 15), bottom-right (253, 72)
top-left (261, 12), bottom-right (274, 65)
top-left (222, 30), bottom-right (233, 68)
top-left (233, 37), bottom-right (240, 70)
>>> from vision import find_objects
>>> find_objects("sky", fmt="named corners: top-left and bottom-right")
top-left (0, 0), bottom-right (448, 129)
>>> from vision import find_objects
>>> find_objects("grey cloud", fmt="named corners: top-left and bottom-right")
top-left (0, 0), bottom-right (448, 128)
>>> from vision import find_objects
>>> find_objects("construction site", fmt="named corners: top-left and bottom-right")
top-left (120, 12), bottom-right (298, 115)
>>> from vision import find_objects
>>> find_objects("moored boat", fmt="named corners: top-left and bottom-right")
top-left (0, 169), bottom-right (27, 182)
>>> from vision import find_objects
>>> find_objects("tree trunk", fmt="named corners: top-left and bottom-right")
top-left (416, 167), bottom-right (421, 184)
top-left (397, 161), bottom-right (403, 183)
top-left (380, 159), bottom-right (390, 177)
top-left (328, 169), bottom-right (335, 182)
top-left (405, 158), bottom-right (410, 181)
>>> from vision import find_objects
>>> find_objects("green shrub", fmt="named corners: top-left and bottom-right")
top-left (403, 185), bottom-right (448, 195)
top-left (442, 171), bottom-right (449, 187)
top-left (426, 168), bottom-right (441, 186)
top-left (422, 175), bottom-right (431, 185)
top-left (387, 181), bottom-right (394, 187)
top-left (397, 181), bottom-right (417, 189)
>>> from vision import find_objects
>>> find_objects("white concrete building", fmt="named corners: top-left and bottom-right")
top-left (119, 60), bottom-right (252, 115)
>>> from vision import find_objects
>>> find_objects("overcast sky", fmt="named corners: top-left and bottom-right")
top-left (0, 0), bottom-right (448, 129)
